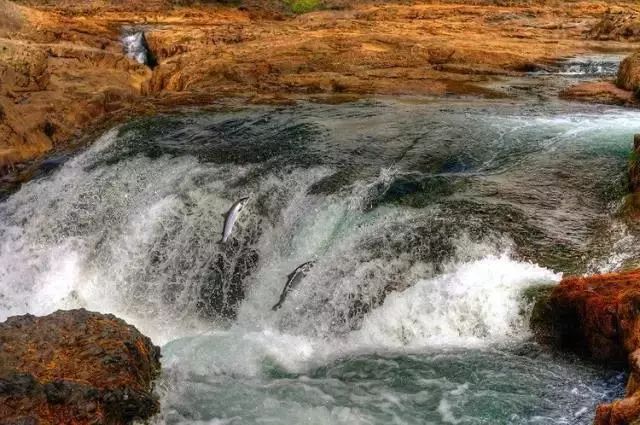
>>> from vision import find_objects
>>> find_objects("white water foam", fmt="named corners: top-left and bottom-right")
top-left (0, 126), bottom-right (559, 360)
top-left (122, 31), bottom-right (150, 65)
top-left (352, 255), bottom-right (560, 349)
top-left (158, 255), bottom-right (560, 383)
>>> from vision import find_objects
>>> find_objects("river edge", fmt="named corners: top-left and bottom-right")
top-left (2, 0), bottom-right (640, 170)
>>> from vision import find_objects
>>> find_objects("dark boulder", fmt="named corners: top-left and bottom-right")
top-left (0, 309), bottom-right (161, 425)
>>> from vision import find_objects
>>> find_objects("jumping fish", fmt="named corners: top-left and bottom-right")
top-left (272, 261), bottom-right (315, 311)
top-left (219, 197), bottom-right (250, 244)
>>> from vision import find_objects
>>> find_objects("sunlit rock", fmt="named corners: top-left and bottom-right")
top-left (0, 309), bottom-right (161, 424)
top-left (532, 270), bottom-right (640, 424)
top-left (617, 52), bottom-right (640, 95)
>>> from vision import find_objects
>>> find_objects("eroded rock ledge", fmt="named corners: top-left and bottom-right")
top-left (0, 309), bottom-right (161, 425)
top-left (1, 0), bottom-right (638, 175)
top-left (532, 135), bottom-right (640, 424)
top-left (562, 11), bottom-right (640, 108)
top-left (533, 271), bottom-right (640, 424)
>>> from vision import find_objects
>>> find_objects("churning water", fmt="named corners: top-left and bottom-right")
top-left (1, 98), bottom-right (639, 424)
top-left (553, 55), bottom-right (624, 77)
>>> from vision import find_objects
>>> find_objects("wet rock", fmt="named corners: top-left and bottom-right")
top-left (559, 81), bottom-right (636, 107)
top-left (197, 244), bottom-right (260, 320)
top-left (0, 309), bottom-right (161, 425)
top-left (532, 270), bottom-right (640, 424)
top-left (617, 52), bottom-right (640, 95)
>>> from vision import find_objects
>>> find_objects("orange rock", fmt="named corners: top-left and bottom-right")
top-left (535, 270), bottom-right (640, 425)
top-left (0, 309), bottom-right (161, 425)
top-left (618, 52), bottom-right (640, 93)
top-left (588, 10), bottom-right (640, 42)
top-left (1, 0), bottom-right (638, 171)
top-left (560, 81), bottom-right (637, 107)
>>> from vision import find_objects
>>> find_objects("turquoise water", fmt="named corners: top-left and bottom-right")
top-left (1, 98), bottom-right (639, 423)
top-left (160, 340), bottom-right (623, 424)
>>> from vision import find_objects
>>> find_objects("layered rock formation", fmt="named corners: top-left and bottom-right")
top-left (588, 8), bottom-right (640, 42)
top-left (1, 0), bottom-right (638, 173)
top-left (533, 270), bottom-right (640, 424)
top-left (0, 309), bottom-right (161, 425)
top-left (560, 80), bottom-right (636, 106)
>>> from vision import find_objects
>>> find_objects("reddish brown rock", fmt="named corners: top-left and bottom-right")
top-left (0, 309), bottom-right (161, 425)
top-left (560, 81), bottom-right (637, 106)
top-left (561, 49), bottom-right (640, 108)
top-left (588, 10), bottom-right (640, 42)
top-left (617, 52), bottom-right (640, 94)
top-left (533, 270), bottom-right (640, 425)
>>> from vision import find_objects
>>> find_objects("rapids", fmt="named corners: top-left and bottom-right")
top-left (1, 97), bottom-right (639, 424)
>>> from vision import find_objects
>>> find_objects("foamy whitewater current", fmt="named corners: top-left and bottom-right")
top-left (1, 99), bottom-right (638, 423)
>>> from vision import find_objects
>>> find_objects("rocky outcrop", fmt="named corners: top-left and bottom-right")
top-left (617, 52), bottom-right (640, 94)
top-left (560, 81), bottom-right (636, 106)
top-left (0, 0), bottom-right (633, 172)
top-left (532, 271), bottom-right (640, 424)
top-left (588, 10), bottom-right (640, 42)
top-left (0, 309), bottom-right (161, 425)
top-left (560, 49), bottom-right (640, 107)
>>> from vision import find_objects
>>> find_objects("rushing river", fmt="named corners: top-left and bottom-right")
top-left (1, 97), bottom-right (639, 424)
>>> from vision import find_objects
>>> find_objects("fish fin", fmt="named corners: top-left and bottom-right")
top-left (271, 302), bottom-right (282, 311)
top-left (286, 271), bottom-right (297, 281)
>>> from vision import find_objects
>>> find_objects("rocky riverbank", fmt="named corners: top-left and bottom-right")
top-left (1, 0), bottom-right (639, 176)
top-left (533, 270), bottom-right (640, 424)
top-left (0, 309), bottom-right (160, 425)
top-left (561, 9), bottom-right (640, 106)
top-left (532, 135), bottom-right (640, 423)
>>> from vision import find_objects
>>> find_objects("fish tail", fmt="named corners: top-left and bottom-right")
top-left (271, 302), bottom-right (282, 311)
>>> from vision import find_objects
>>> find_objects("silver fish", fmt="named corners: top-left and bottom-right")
top-left (219, 197), bottom-right (249, 244)
top-left (272, 261), bottom-right (315, 311)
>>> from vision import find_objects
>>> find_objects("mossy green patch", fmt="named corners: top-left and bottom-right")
top-left (285, 0), bottom-right (320, 14)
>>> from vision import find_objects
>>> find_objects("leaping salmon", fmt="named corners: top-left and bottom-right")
top-left (272, 261), bottom-right (315, 311)
top-left (219, 196), bottom-right (250, 244)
